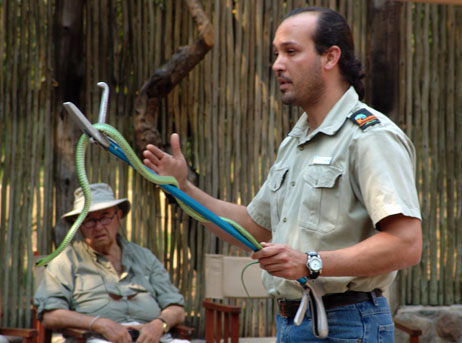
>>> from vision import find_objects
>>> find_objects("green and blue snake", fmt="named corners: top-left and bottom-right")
top-left (36, 123), bottom-right (262, 267)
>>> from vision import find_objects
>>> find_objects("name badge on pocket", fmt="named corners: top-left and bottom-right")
top-left (312, 156), bottom-right (332, 165)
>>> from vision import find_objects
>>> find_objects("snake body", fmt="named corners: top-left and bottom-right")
top-left (36, 123), bottom-right (262, 267)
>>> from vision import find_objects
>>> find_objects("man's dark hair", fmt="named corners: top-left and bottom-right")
top-left (284, 7), bottom-right (365, 99)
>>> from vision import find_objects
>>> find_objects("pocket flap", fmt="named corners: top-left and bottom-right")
top-left (268, 167), bottom-right (289, 192)
top-left (304, 165), bottom-right (343, 188)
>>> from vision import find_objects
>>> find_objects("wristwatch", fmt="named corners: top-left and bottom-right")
top-left (305, 252), bottom-right (322, 279)
top-left (157, 317), bottom-right (169, 333)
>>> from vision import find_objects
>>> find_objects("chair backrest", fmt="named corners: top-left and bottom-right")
top-left (204, 254), bottom-right (269, 299)
top-left (33, 254), bottom-right (47, 293)
top-left (32, 253), bottom-right (53, 343)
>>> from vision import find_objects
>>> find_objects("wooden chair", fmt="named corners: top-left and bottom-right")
top-left (203, 254), bottom-right (275, 343)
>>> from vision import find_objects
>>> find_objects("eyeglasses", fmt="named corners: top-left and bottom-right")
top-left (82, 211), bottom-right (118, 229)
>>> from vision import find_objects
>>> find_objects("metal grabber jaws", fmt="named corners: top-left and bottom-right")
top-left (294, 280), bottom-right (329, 338)
top-left (63, 82), bottom-right (111, 148)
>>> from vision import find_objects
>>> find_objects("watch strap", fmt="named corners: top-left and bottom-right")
top-left (306, 251), bottom-right (321, 279)
top-left (156, 317), bottom-right (169, 333)
top-left (308, 269), bottom-right (320, 279)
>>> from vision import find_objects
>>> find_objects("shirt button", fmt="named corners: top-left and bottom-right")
top-left (282, 217), bottom-right (287, 223)
top-left (291, 181), bottom-right (295, 187)
top-left (298, 146), bottom-right (304, 151)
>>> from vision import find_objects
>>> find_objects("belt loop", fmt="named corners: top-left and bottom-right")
top-left (370, 290), bottom-right (379, 306)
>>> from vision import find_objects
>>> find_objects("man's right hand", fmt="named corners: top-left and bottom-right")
top-left (143, 133), bottom-right (271, 249)
top-left (143, 133), bottom-right (189, 191)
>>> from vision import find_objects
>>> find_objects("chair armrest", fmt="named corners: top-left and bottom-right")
top-left (0, 328), bottom-right (37, 338)
top-left (59, 328), bottom-right (92, 342)
top-left (171, 324), bottom-right (195, 340)
top-left (394, 318), bottom-right (422, 336)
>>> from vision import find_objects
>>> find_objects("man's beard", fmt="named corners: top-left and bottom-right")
top-left (281, 62), bottom-right (325, 108)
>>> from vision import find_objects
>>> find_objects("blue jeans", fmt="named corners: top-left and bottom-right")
top-left (276, 293), bottom-right (394, 343)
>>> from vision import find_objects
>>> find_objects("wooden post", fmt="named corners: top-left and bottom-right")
top-left (365, 0), bottom-right (402, 122)
top-left (53, 0), bottom-right (85, 236)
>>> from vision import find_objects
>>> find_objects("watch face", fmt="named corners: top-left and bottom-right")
top-left (310, 258), bottom-right (322, 271)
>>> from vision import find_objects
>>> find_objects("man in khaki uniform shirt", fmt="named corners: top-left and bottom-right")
top-left (143, 7), bottom-right (422, 343)
top-left (248, 85), bottom-right (421, 300)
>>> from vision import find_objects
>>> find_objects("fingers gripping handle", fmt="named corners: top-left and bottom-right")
top-left (294, 281), bottom-right (329, 339)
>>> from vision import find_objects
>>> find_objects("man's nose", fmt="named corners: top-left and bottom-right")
top-left (94, 220), bottom-right (105, 228)
top-left (272, 55), bottom-right (285, 73)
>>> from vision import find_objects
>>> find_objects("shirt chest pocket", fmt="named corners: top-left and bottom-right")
top-left (73, 273), bottom-right (109, 314)
top-left (300, 165), bottom-right (343, 233)
top-left (268, 166), bottom-right (289, 227)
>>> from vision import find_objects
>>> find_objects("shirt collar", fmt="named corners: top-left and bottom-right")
top-left (75, 233), bottom-right (130, 262)
top-left (288, 86), bottom-right (360, 145)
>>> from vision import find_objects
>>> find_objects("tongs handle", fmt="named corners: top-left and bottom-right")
top-left (294, 281), bottom-right (329, 339)
top-left (63, 102), bottom-right (110, 149)
top-left (97, 82), bottom-right (109, 124)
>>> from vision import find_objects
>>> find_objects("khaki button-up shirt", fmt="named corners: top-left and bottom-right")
top-left (248, 87), bottom-right (421, 299)
top-left (34, 234), bottom-right (184, 323)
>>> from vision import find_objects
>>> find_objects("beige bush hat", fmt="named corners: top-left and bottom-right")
top-left (62, 183), bottom-right (131, 221)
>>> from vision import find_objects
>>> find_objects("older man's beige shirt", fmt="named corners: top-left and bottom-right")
top-left (34, 235), bottom-right (184, 322)
top-left (247, 87), bottom-right (421, 299)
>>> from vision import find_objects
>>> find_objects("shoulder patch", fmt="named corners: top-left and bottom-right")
top-left (349, 108), bottom-right (380, 131)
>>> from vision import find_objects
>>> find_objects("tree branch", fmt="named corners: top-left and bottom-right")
top-left (133, 0), bottom-right (214, 153)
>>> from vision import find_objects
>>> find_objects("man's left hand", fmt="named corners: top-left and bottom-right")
top-left (131, 321), bottom-right (163, 343)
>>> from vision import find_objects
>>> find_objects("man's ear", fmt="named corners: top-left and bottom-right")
top-left (322, 45), bottom-right (342, 70)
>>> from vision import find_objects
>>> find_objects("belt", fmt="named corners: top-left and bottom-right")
top-left (278, 289), bottom-right (383, 318)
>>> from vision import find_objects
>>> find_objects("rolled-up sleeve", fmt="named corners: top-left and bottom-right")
top-left (146, 253), bottom-right (184, 309)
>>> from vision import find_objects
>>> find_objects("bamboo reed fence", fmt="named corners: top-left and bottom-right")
top-left (1, 0), bottom-right (461, 338)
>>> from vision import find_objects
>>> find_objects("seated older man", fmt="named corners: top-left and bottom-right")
top-left (34, 183), bottom-right (185, 343)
